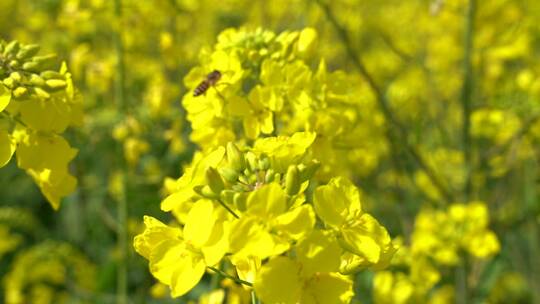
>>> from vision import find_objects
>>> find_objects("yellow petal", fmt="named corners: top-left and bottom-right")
top-left (254, 256), bottom-right (301, 304)
top-left (272, 204), bottom-right (316, 241)
top-left (170, 253), bottom-right (206, 297)
top-left (0, 130), bottom-right (16, 168)
top-left (302, 272), bottom-right (353, 304)
top-left (246, 183), bottom-right (286, 218)
top-left (296, 230), bottom-right (341, 276)
top-left (0, 84), bottom-right (11, 112)
top-left (184, 199), bottom-right (215, 247)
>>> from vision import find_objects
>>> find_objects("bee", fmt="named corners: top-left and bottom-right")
top-left (193, 70), bottom-right (222, 97)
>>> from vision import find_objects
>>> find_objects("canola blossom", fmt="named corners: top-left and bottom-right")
top-left (0, 39), bottom-right (82, 209)
top-left (182, 27), bottom-right (386, 180)
top-left (135, 132), bottom-right (397, 301)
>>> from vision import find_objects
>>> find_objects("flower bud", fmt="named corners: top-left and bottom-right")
top-left (265, 169), bottom-right (276, 183)
top-left (258, 154), bottom-right (270, 171)
top-left (206, 167), bottom-right (225, 194)
top-left (40, 70), bottom-right (64, 80)
top-left (45, 79), bottom-right (67, 91)
top-left (4, 40), bottom-right (20, 58)
top-left (233, 192), bottom-right (247, 211)
top-left (28, 74), bottom-right (45, 87)
top-left (8, 60), bottom-right (20, 68)
top-left (3, 77), bottom-right (16, 89)
top-left (219, 167), bottom-right (239, 183)
top-left (22, 61), bottom-right (40, 72)
top-left (9, 72), bottom-right (22, 82)
top-left (245, 151), bottom-right (258, 172)
top-left (194, 185), bottom-right (219, 199)
top-left (238, 174), bottom-right (250, 185)
top-left (16, 44), bottom-right (40, 60)
top-left (248, 173), bottom-right (258, 184)
top-left (220, 190), bottom-right (236, 205)
top-left (201, 185), bottom-right (219, 199)
top-left (298, 160), bottom-right (320, 181)
top-left (13, 86), bottom-right (28, 98)
top-left (33, 87), bottom-right (50, 99)
top-left (285, 165), bottom-right (300, 196)
top-left (31, 54), bottom-right (57, 69)
top-left (226, 142), bottom-right (246, 171)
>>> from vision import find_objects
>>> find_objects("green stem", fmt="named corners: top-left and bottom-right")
top-left (1, 111), bottom-right (28, 128)
top-left (207, 266), bottom-right (253, 287)
top-left (461, 0), bottom-right (477, 201)
top-left (251, 290), bottom-right (259, 304)
top-left (217, 198), bottom-right (240, 219)
top-left (456, 256), bottom-right (470, 304)
top-left (113, 0), bottom-right (128, 303)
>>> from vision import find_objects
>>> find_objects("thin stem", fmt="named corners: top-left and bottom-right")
top-left (1, 111), bottom-right (28, 128)
top-left (315, 0), bottom-right (453, 204)
top-left (456, 255), bottom-right (470, 304)
top-left (461, 0), bottom-right (477, 201)
top-left (217, 198), bottom-right (240, 219)
top-left (207, 266), bottom-right (253, 287)
top-left (251, 290), bottom-right (260, 304)
top-left (113, 0), bottom-right (128, 303)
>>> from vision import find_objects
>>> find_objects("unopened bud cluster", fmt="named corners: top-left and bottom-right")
top-left (194, 142), bottom-right (320, 207)
top-left (0, 40), bottom-right (67, 100)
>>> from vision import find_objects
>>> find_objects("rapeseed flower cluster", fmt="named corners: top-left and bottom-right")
top-left (0, 40), bottom-right (82, 209)
top-left (135, 132), bottom-right (396, 302)
top-left (182, 27), bottom-right (386, 180)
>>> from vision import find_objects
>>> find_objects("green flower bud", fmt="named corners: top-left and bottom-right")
top-left (205, 167), bottom-right (225, 194)
top-left (45, 79), bottom-right (67, 91)
top-left (3, 78), bottom-right (16, 89)
top-left (9, 72), bottom-right (22, 82)
top-left (298, 160), bottom-right (320, 181)
top-left (220, 190), bottom-right (236, 205)
top-left (31, 54), bottom-right (57, 69)
top-left (4, 41), bottom-right (20, 58)
top-left (265, 169), bottom-right (276, 183)
top-left (238, 174), bottom-right (250, 185)
top-left (201, 185), bottom-right (219, 199)
top-left (33, 87), bottom-right (50, 99)
top-left (231, 184), bottom-right (246, 192)
top-left (258, 154), bottom-right (270, 171)
top-left (13, 86), bottom-right (28, 98)
top-left (40, 70), bottom-right (64, 80)
top-left (248, 173), bottom-right (258, 184)
top-left (233, 192), bottom-right (247, 211)
top-left (219, 167), bottom-right (239, 183)
top-left (16, 44), bottom-right (40, 60)
top-left (194, 185), bottom-right (219, 199)
top-left (226, 142), bottom-right (246, 171)
top-left (22, 61), bottom-right (40, 72)
top-left (285, 165), bottom-right (300, 196)
top-left (245, 151), bottom-right (258, 172)
top-left (8, 60), bottom-right (20, 68)
top-left (29, 74), bottom-right (45, 87)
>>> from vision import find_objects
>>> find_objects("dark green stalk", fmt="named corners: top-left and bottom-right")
top-left (113, 0), bottom-right (128, 303)
top-left (461, 0), bottom-right (477, 201)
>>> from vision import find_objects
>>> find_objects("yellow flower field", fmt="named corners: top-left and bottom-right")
top-left (1, 0), bottom-right (539, 303)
